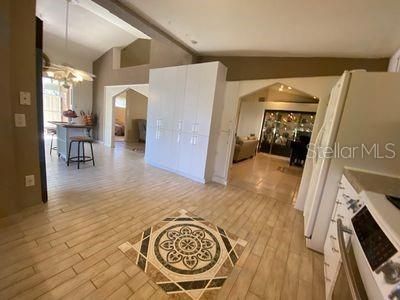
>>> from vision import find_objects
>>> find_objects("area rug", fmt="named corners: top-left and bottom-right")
top-left (118, 209), bottom-right (247, 299)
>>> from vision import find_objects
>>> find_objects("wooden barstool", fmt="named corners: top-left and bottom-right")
top-left (46, 128), bottom-right (57, 155)
top-left (67, 136), bottom-right (95, 169)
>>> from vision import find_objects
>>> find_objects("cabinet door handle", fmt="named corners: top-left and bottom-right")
top-left (192, 123), bottom-right (199, 133)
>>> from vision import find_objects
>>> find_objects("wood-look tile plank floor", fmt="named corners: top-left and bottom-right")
top-left (0, 144), bottom-right (325, 299)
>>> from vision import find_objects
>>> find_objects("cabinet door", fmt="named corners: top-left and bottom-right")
top-left (182, 65), bottom-right (200, 133)
top-left (177, 132), bottom-right (193, 176)
top-left (158, 69), bottom-right (175, 131)
top-left (147, 69), bottom-right (163, 128)
top-left (190, 134), bottom-right (209, 180)
top-left (172, 65), bottom-right (187, 132)
top-left (161, 129), bottom-right (181, 171)
top-left (167, 131), bottom-right (180, 171)
top-left (195, 63), bottom-right (218, 136)
top-left (145, 125), bottom-right (160, 165)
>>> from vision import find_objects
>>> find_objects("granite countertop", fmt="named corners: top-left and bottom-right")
top-left (344, 168), bottom-right (400, 196)
top-left (48, 121), bottom-right (93, 129)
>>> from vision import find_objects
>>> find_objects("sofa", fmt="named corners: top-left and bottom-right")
top-left (233, 136), bottom-right (259, 162)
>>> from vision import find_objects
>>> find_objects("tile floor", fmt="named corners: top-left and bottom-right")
top-left (0, 144), bottom-right (325, 299)
top-left (119, 209), bottom-right (247, 299)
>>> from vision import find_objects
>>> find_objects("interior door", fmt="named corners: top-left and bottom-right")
top-left (36, 17), bottom-right (48, 203)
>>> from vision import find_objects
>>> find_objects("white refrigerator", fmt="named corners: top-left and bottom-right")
top-left (302, 70), bottom-right (400, 252)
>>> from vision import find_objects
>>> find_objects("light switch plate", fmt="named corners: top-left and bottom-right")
top-left (19, 91), bottom-right (31, 105)
top-left (14, 114), bottom-right (26, 127)
top-left (25, 175), bottom-right (35, 187)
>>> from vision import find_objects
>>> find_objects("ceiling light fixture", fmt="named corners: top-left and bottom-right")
top-left (42, 0), bottom-right (95, 87)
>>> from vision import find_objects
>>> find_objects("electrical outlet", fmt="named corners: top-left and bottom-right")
top-left (25, 175), bottom-right (35, 187)
top-left (19, 91), bottom-right (31, 105)
top-left (14, 114), bottom-right (26, 127)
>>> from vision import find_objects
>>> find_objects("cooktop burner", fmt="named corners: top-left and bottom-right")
top-left (386, 195), bottom-right (400, 210)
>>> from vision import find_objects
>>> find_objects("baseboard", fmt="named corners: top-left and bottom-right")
top-left (211, 175), bottom-right (227, 186)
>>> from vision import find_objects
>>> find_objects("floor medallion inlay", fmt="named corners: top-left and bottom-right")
top-left (119, 209), bottom-right (247, 299)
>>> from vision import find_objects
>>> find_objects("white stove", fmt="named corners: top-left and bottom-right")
top-left (324, 173), bottom-right (400, 300)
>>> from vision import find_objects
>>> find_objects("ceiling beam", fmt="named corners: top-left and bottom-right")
top-left (90, 0), bottom-right (197, 57)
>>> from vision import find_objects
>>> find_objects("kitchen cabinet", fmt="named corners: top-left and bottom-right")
top-left (145, 62), bottom-right (227, 183)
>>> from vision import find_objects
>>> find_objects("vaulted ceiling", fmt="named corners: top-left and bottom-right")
top-left (36, 0), bottom-right (149, 62)
top-left (119, 0), bottom-right (400, 58)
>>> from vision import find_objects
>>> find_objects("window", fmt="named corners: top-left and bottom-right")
top-left (115, 96), bottom-right (126, 108)
top-left (42, 77), bottom-right (72, 126)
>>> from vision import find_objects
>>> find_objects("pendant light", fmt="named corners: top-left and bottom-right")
top-left (43, 0), bottom-right (95, 87)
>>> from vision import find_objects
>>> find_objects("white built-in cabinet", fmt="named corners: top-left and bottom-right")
top-left (145, 62), bottom-right (227, 183)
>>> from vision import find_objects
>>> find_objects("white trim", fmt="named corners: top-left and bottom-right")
top-left (211, 175), bottom-right (227, 186)
top-left (103, 84), bottom-right (149, 148)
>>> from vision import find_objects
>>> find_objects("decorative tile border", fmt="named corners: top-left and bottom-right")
top-left (119, 209), bottom-right (247, 299)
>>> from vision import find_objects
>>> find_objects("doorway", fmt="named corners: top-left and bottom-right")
top-left (258, 110), bottom-right (315, 159)
top-left (227, 81), bottom-right (320, 200)
top-left (104, 84), bottom-right (149, 150)
top-left (114, 92), bottom-right (127, 143)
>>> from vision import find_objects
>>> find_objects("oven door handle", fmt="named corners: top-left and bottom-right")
top-left (337, 218), bottom-right (362, 300)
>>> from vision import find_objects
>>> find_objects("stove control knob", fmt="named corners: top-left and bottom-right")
top-left (376, 260), bottom-right (400, 284)
top-left (389, 284), bottom-right (400, 300)
top-left (347, 199), bottom-right (360, 213)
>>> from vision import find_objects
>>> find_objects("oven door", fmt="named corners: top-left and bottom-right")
top-left (332, 219), bottom-right (368, 300)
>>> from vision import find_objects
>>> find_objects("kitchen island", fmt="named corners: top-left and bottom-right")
top-left (49, 122), bottom-right (93, 161)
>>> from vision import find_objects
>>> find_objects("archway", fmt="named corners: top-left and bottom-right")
top-left (221, 77), bottom-right (338, 209)
top-left (103, 84), bottom-right (148, 148)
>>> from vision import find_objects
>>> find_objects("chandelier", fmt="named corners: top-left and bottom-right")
top-left (42, 0), bottom-right (95, 88)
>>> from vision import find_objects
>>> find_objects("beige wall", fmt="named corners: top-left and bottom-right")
top-left (125, 90), bottom-right (148, 142)
top-left (120, 39), bottom-right (151, 68)
top-left (93, 39), bottom-right (193, 141)
top-left (0, 0), bottom-right (42, 217)
top-left (198, 56), bottom-right (389, 81)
